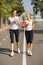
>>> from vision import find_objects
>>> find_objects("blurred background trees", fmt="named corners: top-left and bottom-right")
top-left (0, 0), bottom-right (25, 28)
top-left (31, 0), bottom-right (43, 18)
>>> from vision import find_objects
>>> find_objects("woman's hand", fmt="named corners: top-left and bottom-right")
top-left (22, 21), bottom-right (26, 28)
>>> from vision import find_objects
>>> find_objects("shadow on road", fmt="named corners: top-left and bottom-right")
top-left (0, 48), bottom-right (23, 56)
top-left (19, 30), bottom-right (43, 34)
top-left (0, 48), bottom-right (10, 56)
top-left (14, 50), bottom-right (23, 54)
top-left (34, 30), bottom-right (43, 34)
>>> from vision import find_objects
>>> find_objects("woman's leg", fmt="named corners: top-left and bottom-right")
top-left (30, 43), bottom-right (32, 52)
top-left (29, 30), bottom-right (33, 55)
top-left (15, 29), bottom-right (20, 53)
top-left (27, 43), bottom-right (32, 56)
top-left (10, 43), bottom-right (14, 52)
top-left (25, 31), bottom-right (30, 52)
top-left (30, 30), bottom-right (33, 51)
top-left (9, 29), bottom-right (14, 56)
top-left (17, 42), bottom-right (20, 49)
top-left (27, 43), bottom-right (30, 50)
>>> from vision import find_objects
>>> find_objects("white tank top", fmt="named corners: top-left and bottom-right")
top-left (8, 16), bottom-right (19, 30)
top-left (25, 19), bottom-right (32, 31)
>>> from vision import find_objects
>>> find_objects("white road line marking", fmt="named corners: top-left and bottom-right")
top-left (22, 28), bottom-right (27, 65)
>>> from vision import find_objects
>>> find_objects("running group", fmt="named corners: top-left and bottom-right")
top-left (8, 9), bottom-right (35, 57)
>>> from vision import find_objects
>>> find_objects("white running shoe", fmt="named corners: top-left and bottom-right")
top-left (29, 51), bottom-right (32, 56)
top-left (18, 48), bottom-right (20, 54)
top-left (27, 49), bottom-right (30, 54)
top-left (10, 52), bottom-right (14, 57)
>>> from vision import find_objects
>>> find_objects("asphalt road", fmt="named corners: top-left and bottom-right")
top-left (0, 22), bottom-right (43, 65)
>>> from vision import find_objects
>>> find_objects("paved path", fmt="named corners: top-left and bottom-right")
top-left (0, 23), bottom-right (43, 65)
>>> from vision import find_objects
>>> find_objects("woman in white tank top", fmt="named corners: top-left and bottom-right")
top-left (22, 13), bottom-right (35, 56)
top-left (25, 19), bottom-right (33, 31)
top-left (8, 10), bottom-right (20, 57)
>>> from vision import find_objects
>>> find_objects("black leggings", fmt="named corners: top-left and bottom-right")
top-left (25, 30), bottom-right (33, 44)
top-left (9, 29), bottom-right (19, 43)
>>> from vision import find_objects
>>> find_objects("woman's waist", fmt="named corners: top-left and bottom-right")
top-left (10, 26), bottom-right (19, 30)
top-left (25, 27), bottom-right (32, 31)
top-left (25, 30), bottom-right (33, 31)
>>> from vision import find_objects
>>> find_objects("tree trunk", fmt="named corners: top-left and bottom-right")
top-left (1, 17), bottom-right (3, 28)
top-left (0, 15), bottom-right (1, 28)
top-left (0, 15), bottom-right (3, 28)
top-left (5, 17), bottom-right (8, 26)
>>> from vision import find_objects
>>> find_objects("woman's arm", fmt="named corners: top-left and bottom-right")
top-left (22, 20), bottom-right (27, 28)
top-left (17, 19), bottom-right (20, 25)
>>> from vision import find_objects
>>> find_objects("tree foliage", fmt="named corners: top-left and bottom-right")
top-left (31, 0), bottom-right (43, 18)
top-left (0, 0), bottom-right (24, 18)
